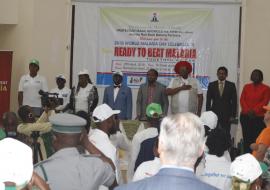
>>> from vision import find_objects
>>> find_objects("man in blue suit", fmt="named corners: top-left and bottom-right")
top-left (115, 113), bottom-right (218, 190)
top-left (103, 71), bottom-right (132, 120)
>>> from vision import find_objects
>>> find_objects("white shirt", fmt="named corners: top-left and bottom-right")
top-left (168, 76), bottom-right (202, 113)
top-left (128, 127), bottom-right (158, 181)
top-left (133, 157), bottom-right (161, 182)
top-left (88, 129), bottom-right (119, 189)
top-left (18, 74), bottom-right (48, 107)
top-left (197, 154), bottom-right (232, 190)
top-left (113, 84), bottom-right (121, 101)
top-left (75, 83), bottom-right (94, 113)
top-left (50, 87), bottom-right (71, 111)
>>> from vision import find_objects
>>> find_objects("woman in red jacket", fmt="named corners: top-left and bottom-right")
top-left (240, 69), bottom-right (270, 153)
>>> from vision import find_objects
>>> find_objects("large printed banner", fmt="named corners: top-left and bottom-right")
top-left (98, 7), bottom-right (213, 89)
top-left (0, 51), bottom-right (13, 121)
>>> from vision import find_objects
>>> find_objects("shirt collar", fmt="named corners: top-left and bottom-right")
top-left (161, 164), bottom-right (194, 172)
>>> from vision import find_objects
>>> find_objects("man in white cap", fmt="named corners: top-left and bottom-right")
top-left (50, 74), bottom-right (71, 112)
top-left (18, 59), bottom-right (48, 117)
top-left (103, 71), bottom-right (132, 120)
top-left (89, 103), bottom-right (121, 189)
top-left (0, 138), bottom-right (49, 190)
top-left (34, 113), bottom-right (116, 190)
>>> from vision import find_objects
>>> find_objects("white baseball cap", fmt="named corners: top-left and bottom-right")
top-left (56, 74), bottom-right (66, 80)
top-left (200, 111), bottom-right (218, 130)
top-left (78, 69), bottom-right (89, 76)
top-left (230, 153), bottom-right (262, 183)
top-left (92, 104), bottom-right (120, 122)
top-left (0, 138), bottom-right (33, 189)
top-left (113, 71), bottom-right (123, 77)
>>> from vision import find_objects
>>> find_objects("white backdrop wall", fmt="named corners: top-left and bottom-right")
top-left (72, 1), bottom-right (240, 118)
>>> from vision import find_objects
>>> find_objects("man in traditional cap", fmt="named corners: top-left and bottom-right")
top-left (128, 103), bottom-right (162, 181)
top-left (166, 61), bottom-right (203, 116)
top-left (34, 113), bottom-right (116, 190)
top-left (136, 69), bottom-right (168, 121)
top-left (50, 74), bottom-right (71, 112)
top-left (18, 59), bottom-right (48, 117)
top-left (103, 71), bottom-right (133, 120)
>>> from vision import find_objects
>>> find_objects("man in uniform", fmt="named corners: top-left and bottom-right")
top-left (34, 113), bottom-right (116, 190)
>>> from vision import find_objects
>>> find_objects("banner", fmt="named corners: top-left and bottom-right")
top-left (98, 7), bottom-right (213, 89)
top-left (0, 51), bottom-right (13, 121)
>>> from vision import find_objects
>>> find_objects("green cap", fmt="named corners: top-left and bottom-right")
top-left (49, 113), bottom-right (86, 134)
top-left (146, 103), bottom-right (162, 118)
top-left (29, 59), bottom-right (39, 66)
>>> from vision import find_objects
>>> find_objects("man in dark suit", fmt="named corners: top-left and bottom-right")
top-left (206, 66), bottom-right (237, 138)
top-left (136, 69), bottom-right (168, 121)
top-left (103, 71), bottom-right (132, 120)
top-left (116, 113), bottom-right (218, 190)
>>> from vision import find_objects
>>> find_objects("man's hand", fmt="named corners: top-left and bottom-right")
top-left (181, 84), bottom-right (192, 91)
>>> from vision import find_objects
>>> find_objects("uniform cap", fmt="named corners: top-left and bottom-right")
top-left (113, 71), bottom-right (123, 77)
top-left (146, 103), bottom-right (163, 118)
top-left (230, 153), bottom-right (262, 183)
top-left (49, 113), bottom-right (86, 134)
top-left (200, 111), bottom-right (218, 130)
top-left (78, 69), bottom-right (89, 76)
top-left (56, 74), bottom-right (66, 81)
top-left (29, 59), bottom-right (39, 66)
top-left (92, 104), bottom-right (120, 123)
top-left (0, 138), bottom-right (33, 189)
top-left (174, 61), bottom-right (192, 74)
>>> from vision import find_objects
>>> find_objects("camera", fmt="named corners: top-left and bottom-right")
top-left (39, 90), bottom-right (63, 108)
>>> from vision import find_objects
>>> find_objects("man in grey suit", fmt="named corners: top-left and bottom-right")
top-left (115, 113), bottom-right (218, 190)
top-left (136, 69), bottom-right (168, 121)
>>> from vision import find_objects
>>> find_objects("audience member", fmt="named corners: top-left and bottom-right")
top-left (240, 69), bottom-right (270, 153)
top-left (71, 69), bottom-right (98, 115)
top-left (34, 113), bottom-right (116, 190)
top-left (0, 138), bottom-right (50, 190)
top-left (17, 105), bottom-right (54, 161)
top-left (133, 138), bottom-right (161, 182)
top-left (116, 113), bottom-right (218, 190)
top-left (50, 74), bottom-right (71, 112)
top-left (206, 66), bottom-right (237, 138)
top-left (197, 128), bottom-right (232, 190)
top-left (200, 111), bottom-right (218, 137)
top-left (166, 61), bottom-right (203, 116)
top-left (136, 69), bottom-right (168, 121)
top-left (2, 111), bottom-right (31, 145)
top-left (230, 153), bottom-right (263, 190)
top-left (88, 103), bottom-right (121, 188)
top-left (18, 59), bottom-right (48, 117)
top-left (251, 104), bottom-right (270, 161)
top-left (103, 71), bottom-right (132, 120)
top-left (128, 103), bottom-right (162, 181)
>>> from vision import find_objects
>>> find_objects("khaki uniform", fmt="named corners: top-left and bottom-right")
top-left (34, 148), bottom-right (115, 190)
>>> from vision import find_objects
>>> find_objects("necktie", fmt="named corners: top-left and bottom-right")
top-left (219, 81), bottom-right (224, 96)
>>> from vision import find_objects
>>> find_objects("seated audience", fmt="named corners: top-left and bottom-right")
top-left (1, 111), bottom-right (31, 145)
top-left (17, 105), bottom-right (54, 161)
top-left (0, 138), bottom-right (50, 190)
top-left (34, 113), bottom-right (116, 190)
top-left (116, 113), bottom-right (218, 190)
top-left (230, 153), bottom-right (264, 190)
top-left (128, 103), bottom-right (162, 181)
top-left (251, 105), bottom-right (270, 161)
top-left (133, 138), bottom-right (161, 182)
top-left (197, 128), bottom-right (232, 190)
top-left (88, 103), bottom-right (121, 188)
